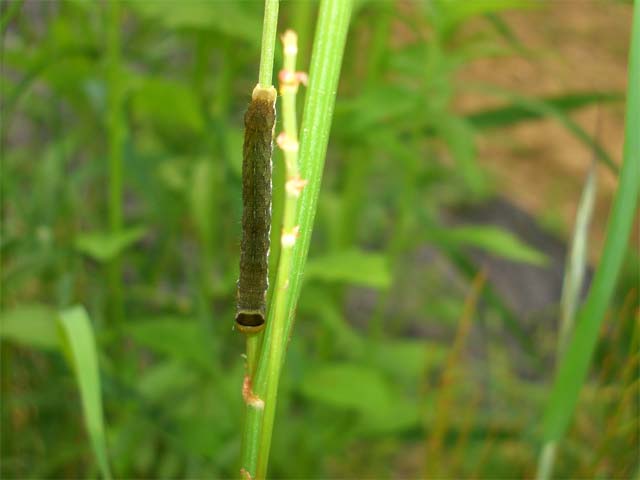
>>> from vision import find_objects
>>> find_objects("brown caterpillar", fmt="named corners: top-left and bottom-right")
top-left (236, 85), bottom-right (277, 334)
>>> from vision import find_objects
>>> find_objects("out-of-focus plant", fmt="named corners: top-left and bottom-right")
top-left (0, 1), bottom-right (636, 478)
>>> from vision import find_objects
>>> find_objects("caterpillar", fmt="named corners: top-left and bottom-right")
top-left (235, 85), bottom-right (277, 334)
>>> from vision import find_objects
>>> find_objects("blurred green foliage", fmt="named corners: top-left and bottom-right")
top-left (1, 1), bottom-right (637, 478)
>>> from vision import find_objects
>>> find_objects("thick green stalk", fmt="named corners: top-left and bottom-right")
top-left (239, 1), bottom-right (280, 477)
top-left (538, 1), bottom-right (639, 476)
top-left (281, 0), bottom-right (353, 345)
top-left (239, 1), bottom-right (353, 477)
top-left (106, 1), bottom-right (124, 326)
top-left (254, 30), bottom-right (303, 479)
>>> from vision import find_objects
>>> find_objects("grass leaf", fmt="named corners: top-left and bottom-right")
top-left (0, 304), bottom-right (59, 350)
top-left (58, 306), bottom-right (111, 479)
top-left (435, 225), bottom-right (548, 266)
top-left (558, 163), bottom-right (598, 354)
top-left (305, 250), bottom-right (391, 289)
top-left (127, 1), bottom-right (261, 44)
top-left (470, 86), bottom-right (620, 174)
top-left (75, 226), bottom-right (146, 263)
top-left (299, 363), bottom-right (391, 415)
top-left (467, 91), bottom-right (624, 130)
top-left (131, 78), bottom-right (205, 139)
top-left (541, 0), bottom-right (640, 446)
top-left (124, 317), bottom-right (210, 370)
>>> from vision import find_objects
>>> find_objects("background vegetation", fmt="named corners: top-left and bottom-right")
top-left (1, 1), bottom-right (638, 478)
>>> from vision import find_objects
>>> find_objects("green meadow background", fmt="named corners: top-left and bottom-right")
top-left (1, 1), bottom-right (638, 478)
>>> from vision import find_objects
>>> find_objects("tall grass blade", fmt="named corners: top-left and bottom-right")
top-left (58, 306), bottom-right (111, 479)
top-left (537, 155), bottom-right (598, 480)
top-left (558, 162), bottom-right (598, 355)
top-left (539, 0), bottom-right (640, 472)
top-left (251, 2), bottom-right (354, 477)
top-left (281, 0), bottom-right (354, 344)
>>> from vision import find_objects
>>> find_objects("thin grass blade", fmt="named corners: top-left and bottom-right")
top-left (540, 0), bottom-right (640, 462)
top-left (557, 162), bottom-right (598, 355)
top-left (537, 159), bottom-right (598, 480)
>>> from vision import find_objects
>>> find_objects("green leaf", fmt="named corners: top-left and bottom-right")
top-left (156, 159), bottom-right (189, 192)
top-left (131, 78), bottom-right (205, 139)
top-left (468, 86), bottom-right (620, 174)
top-left (435, 115), bottom-right (487, 195)
top-left (137, 361), bottom-right (198, 400)
top-left (467, 91), bottom-right (624, 130)
top-left (370, 340), bottom-right (447, 382)
top-left (484, 12), bottom-right (530, 56)
top-left (335, 86), bottom-right (418, 138)
top-left (128, 1), bottom-right (261, 45)
top-left (360, 398), bottom-right (422, 434)
top-left (0, 304), bottom-right (59, 350)
top-left (438, 0), bottom-right (535, 22)
top-left (299, 361), bottom-right (422, 434)
top-left (75, 226), bottom-right (146, 263)
top-left (304, 289), bottom-right (365, 355)
top-left (58, 306), bottom-right (111, 479)
top-left (435, 225), bottom-right (548, 266)
top-left (304, 250), bottom-right (391, 289)
top-left (429, 0), bottom-right (537, 35)
top-left (124, 317), bottom-right (211, 369)
top-left (299, 363), bottom-right (391, 415)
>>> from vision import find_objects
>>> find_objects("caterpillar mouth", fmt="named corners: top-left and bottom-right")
top-left (235, 312), bottom-right (266, 334)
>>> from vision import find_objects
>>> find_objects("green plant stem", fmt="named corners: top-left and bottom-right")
top-left (281, 0), bottom-right (353, 345)
top-left (538, 1), bottom-right (640, 477)
top-left (106, 0), bottom-right (124, 327)
top-left (254, 30), bottom-right (301, 479)
top-left (239, 401), bottom-right (261, 480)
top-left (239, 1), bottom-right (280, 477)
top-left (239, 1), bottom-right (353, 477)
top-left (258, 0), bottom-right (280, 88)
top-left (246, 335), bottom-right (261, 377)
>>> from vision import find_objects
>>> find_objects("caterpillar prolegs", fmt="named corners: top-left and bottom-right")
top-left (235, 85), bottom-right (277, 334)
